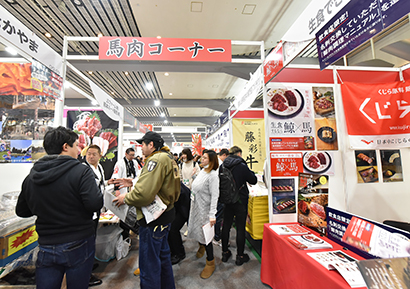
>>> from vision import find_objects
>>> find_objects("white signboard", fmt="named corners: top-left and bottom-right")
top-left (206, 122), bottom-right (230, 149)
top-left (0, 4), bottom-right (63, 76)
top-left (234, 65), bottom-right (263, 111)
top-left (282, 0), bottom-right (351, 42)
top-left (90, 80), bottom-right (124, 121)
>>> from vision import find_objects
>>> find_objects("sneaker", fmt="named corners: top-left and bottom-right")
top-left (171, 254), bottom-right (186, 265)
top-left (212, 238), bottom-right (222, 246)
top-left (235, 254), bottom-right (250, 266)
top-left (221, 250), bottom-right (232, 262)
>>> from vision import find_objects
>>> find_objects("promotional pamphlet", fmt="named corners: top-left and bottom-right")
top-left (308, 250), bottom-right (366, 288)
top-left (141, 195), bottom-right (167, 224)
top-left (287, 234), bottom-right (333, 250)
top-left (270, 224), bottom-right (310, 235)
top-left (357, 257), bottom-right (410, 289)
top-left (342, 216), bottom-right (410, 258)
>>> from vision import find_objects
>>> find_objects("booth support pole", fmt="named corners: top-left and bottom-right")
top-left (118, 119), bottom-right (124, 159)
top-left (333, 67), bottom-right (348, 211)
top-left (55, 36), bottom-right (69, 127)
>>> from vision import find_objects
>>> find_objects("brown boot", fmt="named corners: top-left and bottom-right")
top-left (200, 259), bottom-right (215, 279)
top-left (196, 244), bottom-right (206, 258)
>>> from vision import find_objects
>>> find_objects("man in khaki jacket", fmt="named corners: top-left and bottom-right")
top-left (113, 131), bottom-right (180, 289)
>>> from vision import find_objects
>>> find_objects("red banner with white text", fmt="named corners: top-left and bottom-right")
top-left (99, 37), bottom-right (231, 62)
top-left (341, 80), bottom-right (410, 149)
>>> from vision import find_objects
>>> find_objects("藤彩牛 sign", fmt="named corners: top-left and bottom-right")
top-left (99, 37), bottom-right (231, 62)
top-left (341, 80), bottom-right (410, 149)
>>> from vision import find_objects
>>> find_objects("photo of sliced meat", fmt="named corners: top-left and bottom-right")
top-left (357, 153), bottom-right (373, 164)
top-left (298, 200), bottom-right (309, 215)
top-left (317, 153), bottom-right (326, 165)
top-left (284, 90), bottom-right (297, 106)
top-left (307, 155), bottom-right (320, 169)
top-left (310, 202), bottom-right (326, 220)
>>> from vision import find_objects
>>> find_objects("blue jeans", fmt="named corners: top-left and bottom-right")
top-left (36, 235), bottom-right (95, 289)
top-left (139, 224), bottom-right (175, 289)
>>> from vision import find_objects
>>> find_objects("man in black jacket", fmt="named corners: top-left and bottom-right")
top-left (221, 146), bottom-right (257, 266)
top-left (16, 126), bottom-right (103, 289)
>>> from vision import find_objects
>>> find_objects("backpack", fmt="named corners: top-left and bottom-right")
top-left (218, 163), bottom-right (240, 204)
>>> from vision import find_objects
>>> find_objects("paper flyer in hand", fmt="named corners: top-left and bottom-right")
top-left (141, 195), bottom-right (167, 224)
top-left (104, 185), bottom-right (129, 221)
top-left (202, 223), bottom-right (215, 245)
top-left (270, 224), bottom-right (310, 235)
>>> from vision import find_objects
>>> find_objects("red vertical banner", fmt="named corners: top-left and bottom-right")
top-left (264, 42), bottom-right (284, 84)
top-left (191, 134), bottom-right (202, 156)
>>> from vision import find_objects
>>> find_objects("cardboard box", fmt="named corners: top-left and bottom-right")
top-left (0, 224), bottom-right (38, 267)
top-left (246, 195), bottom-right (269, 240)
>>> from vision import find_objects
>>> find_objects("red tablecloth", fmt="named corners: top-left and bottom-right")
top-left (260, 223), bottom-right (366, 289)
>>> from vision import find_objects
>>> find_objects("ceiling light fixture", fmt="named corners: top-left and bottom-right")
top-left (160, 112), bottom-right (165, 117)
top-left (44, 32), bottom-right (52, 38)
top-left (97, 33), bottom-right (103, 37)
top-left (71, 0), bottom-right (84, 7)
top-left (157, 36), bottom-right (162, 39)
top-left (5, 0), bottom-right (17, 4)
top-left (88, 71), bottom-right (93, 75)
top-left (169, 93), bottom-right (173, 96)
top-left (164, 120), bottom-right (168, 124)
top-left (5, 47), bottom-right (17, 55)
top-left (125, 71), bottom-right (129, 75)
top-left (146, 82), bottom-right (154, 90)
top-left (164, 72), bottom-right (169, 76)
top-left (111, 92), bottom-right (115, 95)
top-left (154, 100), bottom-right (160, 107)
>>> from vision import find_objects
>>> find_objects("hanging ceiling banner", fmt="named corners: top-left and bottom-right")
top-left (316, 0), bottom-right (410, 70)
top-left (123, 109), bottom-right (138, 129)
top-left (99, 37), bottom-right (232, 62)
top-left (234, 65), bottom-right (263, 111)
top-left (0, 4), bottom-right (63, 76)
top-left (264, 42), bottom-right (284, 84)
top-left (89, 80), bottom-right (124, 121)
top-left (341, 80), bottom-right (410, 149)
top-left (282, 0), bottom-right (351, 42)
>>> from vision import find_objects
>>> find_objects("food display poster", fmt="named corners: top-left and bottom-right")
top-left (303, 151), bottom-right (335, 176)
top-left (380, 150), bottom-right (403, 183)
top-left (297, 172), bottom-right (329, 234)
top-left (271, 178), bottom-right (295, 214)
top-left (266, 84), bottom-right (338, 151)
top-left (327, 207), bottom-right (410, 260)
top-left (357, 257), bottom-right (410, 289)
top-left (355, 150), bottom-right (378, 183)
top-left (232, 118), bottom-right (265, 173)
top-left (266, 84), bottom-right (314, 139)
top-left (342, 216), bottom-right (410, 259)
top-left (270, 152), bottom-right (303, 177)
top-left (66, 110), bottom-right (118, 180)
top-left (0, 62), bottom-right (62, 100)
top-left (341, 80), bottom-right (410, 149)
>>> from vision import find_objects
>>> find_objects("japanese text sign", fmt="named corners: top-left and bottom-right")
top-left (89, 80), bottom-right (124, 121)
top-left (234, 65), bottom-right (263, 111)
top-left (0, 5), bottom-right (62, 75)
top-left (232, 118), bottom-right (265, 173)
top-left (99, 37), bottom-right (232, 62)
top-left (316, 0), bottom-right (409, 70)
top-left (270, 152), bottom-right (303, 177)
top-left (341, 80), bottom-right (410, 149)
top-left (264, 42), bottom-right (283, 84)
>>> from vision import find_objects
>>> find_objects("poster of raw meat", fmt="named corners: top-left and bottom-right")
top-left (298, 173), bottom-right (329, 234)
top-left (10, 140), bottom-right (32, 163)
top-left (380, 150), bottom-right (403, 183)
top-left (312, 87), bottom-right (335, 118)
top-left (270, 152), bottom-right (303, 177)
top-left (0, 140), bottom-right (11, 162)
top-left (66, 110), bottom-right (118, 180)
top-left (266, 84), bottom-right (315, 141)
top-left (302, 151), bottom-right (335, 176)
top-left (355, 150), bottom-right (378, 183)
top-left (271, 178), bottom-right (295, 214)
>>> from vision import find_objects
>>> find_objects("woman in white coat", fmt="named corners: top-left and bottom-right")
top-left (188, 150), bottom-right (219, 279)
top-left (180, 148), bottom-right (200, 189)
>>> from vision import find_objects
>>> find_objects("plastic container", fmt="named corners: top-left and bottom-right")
top-left (95, 225), bottom-right (123, 262)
